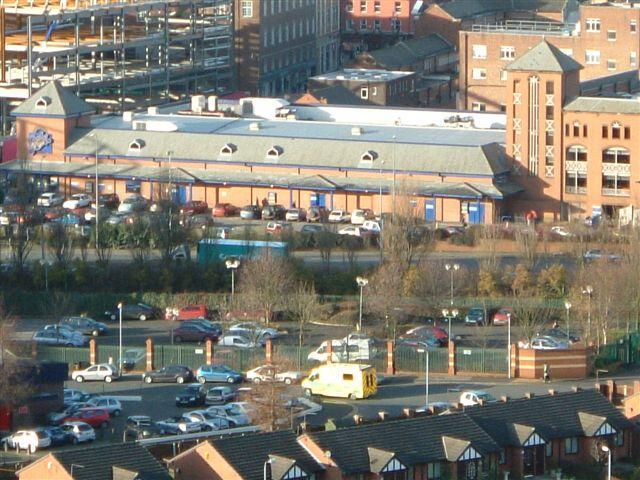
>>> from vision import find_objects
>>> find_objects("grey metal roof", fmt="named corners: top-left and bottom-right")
top-left (12, 81), bottom-right (95, 118)
top-left (564, 96), bottom-right (640, 114)
top-left (366, 35), bottom-right (453, 70)
top-left (506, 41), bottom-right (582, 73)
top-left (434, 0), bottom-right (567, 19)
top-left (63, 119), bottom-right (508, 177)
top-left (0, 160), bottom-right (521, 200)
top-left (310, 68), bottom-right (413, 82)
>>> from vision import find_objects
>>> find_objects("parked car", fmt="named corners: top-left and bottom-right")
top-left (307, 206), bottom-right (329, 223)
top-left (175, 384), bottom-right (207, 407)
top-left (213, 203), bottom-right (238, 217)
top-left (229, 322), bottom-right (281, 341)
top-left (62, 193), bottom-right (92, 210)
top-left (124, 416), bottom-right (163, 440)
top-left (217, 334), bottom-right (259, 348)
top-left (179, 201), bottom-right (208, 216)
top-left (285, 208), bottom-right (306, 221)
top-left (84, 206), bottom-right (110, 223)
top-left (105, 212), bottom-right (137, 225)
top-left (205, 386), bottom-right (236, 405)
top-left (328, 209), bottom-right (350, 223)
top-left (362, 220), bottom-right (382, 233)
top-left (104, 303), bottom-right (159, 321)
top-left (43, 323), bottom-right (82, 338)
top-left (61, 422), bottom-right (96, 444)
top-left (2, 429), bottom-right (51, 453)
top-left (351, 209), bottom-right (374, 225)
top-left (266, 221), bottom-right (292, 233)
top-left (400, 326), bottom-right (448, 347)
top-left (50, 212), bottom-right (85, 227)
top-left (63, 408), bottom-right (110, 429)
top-left (464, 307), bottom-right (486, 325)
top-left (117, 194), bottom-right (147, 213)
top-left (171, 323), bottom-right (219, 343)
top-left (47, 403), bottom-right (92, 425)
top-left (528, 336), bottom-right (569, 350)
top-left (492, 308), bottom-right (513, 326)
top-left (37, 192), bottom-right (65, 207)
top-left (300, 224), bottom-right (327, 234)
top-left (92, 193), bottom-right (120, 210)
top-left (42, 426), bottom-right (73, 447)
top-left (60, 316), bottom-right (109, 336)
top-left (195, 364), bottom-right (243, 384)
top-left (542, 328), bottom-right (579, 344)
top-left (550, 226), bottom-right (574, 238)
top-left (182, 320), bottom-right (222, 337)
top-left (459, 390), bottom-right (497, 407)
top-left (239, 204), bottom-right (262, 220)
top-left (206, 404), bottom-right (251, 426)
top-left (338, 226), bottom-right (371, 238)
top-left (182, 410), bottom-right (232, 430)
top-left (155, 417), bottom-right (202, 434)
top-left (43, 206), bottom-right (66, 222)
top-left (181, 213), bottom-right (214, 230)
top-left (246, 365), bottom-right (303, 385)
top-left (583, 249), bottom-right (622, 262)
top-left (149, 199), bottom-right (177, 214)
top-left (165, 304), bottom-right (213, 321)
top-left (86, 396), bottom-right (122, 416)
top-left (143, 365), bottom-right (194, 384)
top-left (63, 388), bottom-right (88, 405)
top-left (71, 363), bottom-right (119, 383)
top-left (261, 204), bottom-right (286, 220)
top-left (32, 329), bottom-right (86, 347)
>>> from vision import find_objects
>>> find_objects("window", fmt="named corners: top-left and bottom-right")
top-left (499, 450), bottom-right (506, 464)
top-left (374, 19), bottom-right (381, 29)
top-left (585, 50), bottom-right (600, 64)
top-left (625, 126), bottom-right (631, 139)
top-left (546, 442), bottom-right (553, 457)
top-left (603, 147), bottom-right (630, 164)
top-left (472, 102), bottom-right (486, 111)
top-left (374, 0), bottom-right (380, 12)
top-left (472, 44), bottom-right (487, 59)
top-left (346, 2), bottom-right (353, 11)
top-left (546, 81), bottom-right (554, 95)
top-left (586, 18), bottom-right (601, 32)
top-left (584, 125), bottom-right (588, 137)
top-left (360, 0), bottom-right (366, 12)
top-left (500, 69), bottom-right (507, 81)
top-left (565, 437), bottom-right (579, 454)
top-left (241, 0), bottom-right (253, 17)
top-left (573, 122), bottom-right (580, 137)
top-left (607, 59), bottom-right (617, 71)
top-left (615, 431), bottom-right (624, 447)
top-left (566, 145), bottom-right (587, 162)
top-left (632, 20), bottom-right (637, 33)
top-left (342, 373), bottom-right (354, 381)
top-left (607, 30), bottom-right (617, 41)
top-left (602, 125), bottom-right (609, 138)
top-left (391, 18), bottom-right (401, 31)
top-left (603, 174), bottom-right (630, 193)
top-left (360, 19), bottom-right (367, 29)
top-left (266, 146), bottom-right (283, 158)
top-left (612, 122), bottom-right (621, 139)
top-left (395, 1), bottom-right (402, 13)
top-left (360, 87), bottom-right (369, 99)
top-left (85, 181), bottom-right (93, 194)
top-left (472, 68), bottom-right (487, 80)
top-left (500, 46), bottom-right (516, 60)
top-left (632, 52), bottom-right (638, 67)
top-left (427, 463), bottom-right (441, 479)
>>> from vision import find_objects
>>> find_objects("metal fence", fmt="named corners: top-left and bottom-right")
top-left (455, 347), bottom-right (508, 374)
top-left (395, 346), bottom-right (448, 373)
top-left (36, 346), bottom-right (90, 366)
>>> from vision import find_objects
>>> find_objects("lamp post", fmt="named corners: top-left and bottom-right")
top-left (117, 302), bottom-right (123, 375)
top-left (417, 341), bottom-right (430, 408)
top-left (39, 259), bottom-right (51, 291)
top-left (601, 445), bottom-right (612, 480)
top-left (391, 134), bottom-right (396, 221)
top-left (225, 258), bottom-right (240, 298)
top-left (166, 150), bottom-right (174, 233)
top-left (379, 159), bottom-right (385, 262)
top-left (445, 263), bottom-right (460, 306)
top-left (356, 276), bottom-right (369, 331)
top-left (507, 313), bottom-right (512, 379)
top-left (263, 456), bottom-right (273, 480)
top-left (88, 133), bottom-right (99, 250)
top-left (582, 285), bottom-right (594, 341)
top-left (442, 308), bottom-right (459, 344)
top-left (564, 300), bottom-right (572, 342)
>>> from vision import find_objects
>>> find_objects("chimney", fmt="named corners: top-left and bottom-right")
top-left (548, 389), bottom-right (557, 396)
top-left (207, 95), bottom-right (218, 112)
top-left (351, 126), bottom-right (363, 136)
top-left (378, 411), bottom-right (388, 421)
top-left (147, 106), bottom-right (158, 115)
top-left (403, 408), bottom-right (414, 418)
top-left (501, 396), bottom-right (509, 403)
top-left (353, 414), bottom-right (363, 424)
top-left (525, 392), bottom-right (535, 399)
top-left (572, 386), bottom-right (582, 393)
top-left (478, 399), bottom-right (485, 406)
top-left (191, 94), bottom-right (205, 113)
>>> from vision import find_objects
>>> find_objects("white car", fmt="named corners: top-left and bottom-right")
top-left (246, 365), bottom-right (303, 385)
top-left (71, 363), bottom-right (119, 383)
top-left (218, 334), bottom-right (259, 348)
top-left (528, 336), bottom-right (569, 350)
top-left (338, 226), bottom-right (372, 237)
top-left (328, 209), bottom-right (349, 223)
top-left (205, 404), bottom-right (251, 426)
top-left (362, 220), bottom-right (382, 233)
top-left (118, 195), bottom-right (147, 213)
top-left (2, 429), bottom-right (51, 453)
top-left (550, 226), bottom-right (574, 238)
top-left (37, 192), bottom-right (64, 207)
top-left (61, 422), bottom-right (96, 444)
top-left (351, 209), bottom-right (374, 225)
top-left (583, 249), bottom-right (622, 262)
top-left (62, 193), bottom-right (92, 210)
top-left (87, 396), bottom-right (122, 416)
top-left (459, 390), bottom-right (497, 407)
top-left (156, 417), bottom-right (202, 434)
top-left (229, 322), bottom-right (281, 341)
top-left (182, 410), bottom-right (232, 430)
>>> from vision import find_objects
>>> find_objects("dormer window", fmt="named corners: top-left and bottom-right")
top-left (128, 139), bottom-right (145, 151)
top-left (220, 143), bottom-right (237, 155)
top-left (36, 96), bottom-right (51, 108)
top-left (267, 146), bottom-right (283, 158)
top-left (361, 150), bottom-right (377, 163)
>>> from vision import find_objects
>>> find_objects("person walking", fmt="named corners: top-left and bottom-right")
top-left (543, 363), bottom-right (551, 383)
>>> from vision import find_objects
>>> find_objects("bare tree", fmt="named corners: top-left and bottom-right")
top-left (94, 222), bottom-right (116, 268)
top-left (366, 261), bottom-right (406, 340)
top-left (479, 225), bottom-right (503, 274)
top-left (511, 296), bottom-right (554, 346)
top-left (316, 231), bottom-right (336, 269)
top-left (126, 220), bottom-right (152, 264)
top-left (45, 223), bottom-right (75, 264)
top-left (0, 306), bottom-right (34, 410)
top-left (514, 227), bottom-right (538, 270)
top-left (245, 371), bottom-right (295, 432)
top-left (289, 282), bottom-right (323, 369)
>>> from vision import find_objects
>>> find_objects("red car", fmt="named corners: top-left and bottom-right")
top-left (180, 201), bottom-right (208, 216)
top-left (492, 308), bottom-right (513, 326)
top-left (166, 304), bottom-right (213, 321)
top-left (213, 203), bottom-right (238, 217)
top-left (63, 408), bottom-right (110, 428)
top-left (44, 207), bottom-right (66, 222)
top-left (400, 326), bottom-right (449, 346)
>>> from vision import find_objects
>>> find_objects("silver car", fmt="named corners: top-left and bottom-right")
top-left (87, 396), bottom-right (122, 416)
top-left (32, 329), bottom-right (86, 347)
top-left (71, 363), bottom-right (119, 383)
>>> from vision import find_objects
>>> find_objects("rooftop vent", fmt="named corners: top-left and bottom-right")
top-left (220, 143), bottom-right (237, 155)
top-left (351, 127), bottom-right (363, 136)
top-left (207, 95), bottom-right (218, 112)
top-left (128, 139), bottom-right (145, 150)
top-left (572, 386), bottom-right (582, 393)
top-left (123, 111), bottom-right (133, 122)
top-left (147, 106), bottom-right (158, 115)
top-left (403, 408), bottom-right (414, 418)
top-left (191, 95), bottom-right (206, 113)
top-left (249, 122), bottom-right (261, 131)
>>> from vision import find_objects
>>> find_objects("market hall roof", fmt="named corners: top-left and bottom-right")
top-left (11, 81), bottom-right (95, 118)
top-left (63, 114), bottom-right (508, 178)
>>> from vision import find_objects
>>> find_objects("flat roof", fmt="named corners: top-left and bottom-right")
top-left (309, 68), bottom-right (414, 82)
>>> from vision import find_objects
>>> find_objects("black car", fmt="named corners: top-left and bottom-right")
top-left (124, 416), bottom-right (164, 440)
top-left (59, 317), bottom-right (109, 336)
top-left (175, 384), bottom-right (207, 407)
top-left (104, 303), bottom-right (159, 321)
top-left (42, 426), bottom-right (73, 446)
top-left (240, 204), bottom-right (262, 220)
top-left (261, 204), bottom-right (286, 220)
top-left (142, 365), bottom-right (193, 384)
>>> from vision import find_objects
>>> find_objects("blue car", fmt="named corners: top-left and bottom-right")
top-left (196, 364), bottom-right (243, 384)
top-left (465, 307), bottom-right (486, 326)
top-left (42, 426), bottom-right (73, 447)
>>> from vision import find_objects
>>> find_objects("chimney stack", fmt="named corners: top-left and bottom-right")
top-left (353, 414), bottom-right (363, 424)
top-left (525, 392), bottom-right (535, 399)
top-left (403, 408), bottom-right (414, 418)
top-left (572, 386), bottom-right (582, 393)
top-left (548, 389), bottom-right (557, 396)
top-left (378, 411), bottom-right (388, 421)
top-left (501, 396), bottom-right (509, 403)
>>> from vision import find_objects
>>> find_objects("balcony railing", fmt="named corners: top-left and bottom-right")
top-left (565, 186), bottom-right (587, 195)
top-left (602, 188), bottom-right (630, 197)
top-left (471, 20), bottom-right (576, 36)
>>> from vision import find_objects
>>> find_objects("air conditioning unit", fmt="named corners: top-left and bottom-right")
top-left (133, 121), bottom-right (147, 131)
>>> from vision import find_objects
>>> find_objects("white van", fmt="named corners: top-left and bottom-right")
top-left (307, 339), bottom-right (371, 362)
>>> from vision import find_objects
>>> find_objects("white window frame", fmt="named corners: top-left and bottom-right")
top-left (607, 30), bottom-right (617, 41)
top-left (240, 0), bottom-right (253, 18)
top-left (472, 44), bottom-right (487, 59)
top-left (472, 102), bottom-right (486, 112)
top-left (632, 51), bottom-right (637, 67)
top-left (472, 68), bottom-right (487, 80)
top-left (631, 20), bottom-right (637, 33)
top-left (360, 87), bottom-right (369, 99)
top-left (500, 46), bottom-right (515, 60)
top-left (607, 59), bottom-right (617, 71)
top-left (586, 18), bottom-right (601, 32)
top-left (585, 50), bottom-right (600, 65)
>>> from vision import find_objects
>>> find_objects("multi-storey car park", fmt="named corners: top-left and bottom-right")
top-left (0, 0), bottom-right (234, 133)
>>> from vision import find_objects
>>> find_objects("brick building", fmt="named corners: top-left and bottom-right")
top-left (316, 0), bottom-right (342, 74)
top-left (459, 1), bottom-right (640, 111)
top-left (234, 0), bottom-right (317, 96)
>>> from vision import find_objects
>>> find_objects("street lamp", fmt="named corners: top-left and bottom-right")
top-left (117, 302), bottom-right (123, 376)
top-left (444, 263), bottom-right (460, 306)
top-left (88, 133), bottom-right (99, 250)
top-left (601, 445), bottom-right (611, 480)
top-left (442, 308), bottom-right (459, 344)
top-left (417, 341), bottom-right (430, 408)
top-left (391, 135), bottom-right (397, 221)
top-left (166, 150), bottom-right (174, 233)
top-left (582, 285), bottom-right (594, 340)
top-left (225, 258), bottom-right (240, 298)
top-left (564, 300), bottom-right (572, 342)
top-left (507, 313), bottom-right (512, 379)
top-left (39, 259), bottom-right (51, 291)
top-left (356, 276), bottom-right (369, 331)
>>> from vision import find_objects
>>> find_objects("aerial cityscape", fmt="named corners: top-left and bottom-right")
top-left (0, 0), bottom-right (639, 479)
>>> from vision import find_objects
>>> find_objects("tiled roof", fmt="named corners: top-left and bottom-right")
top-left (367, 35), bottom-right (453, 69)
top-left (506, 41), bottom-right (582, 73)
top-left (564, 96), bottom-right (640, 114)
top-left (12, 81), bottom-right (94, 118)
top-left (209, 430), bottom-right (323, 479)
top-left (435, 0), bottom-right (567, 19)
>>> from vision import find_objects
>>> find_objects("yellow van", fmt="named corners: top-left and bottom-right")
top-left (301, 363), bottom-right (377, 400)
